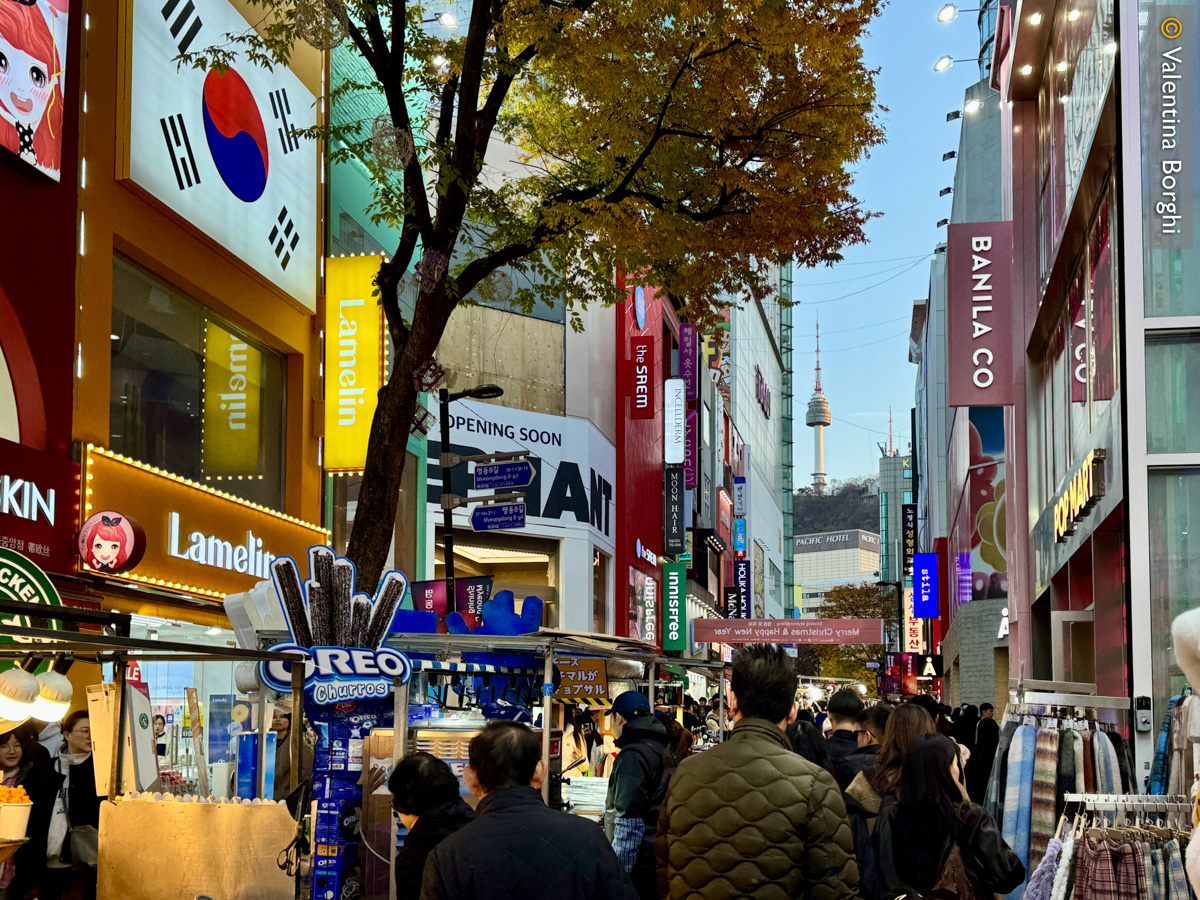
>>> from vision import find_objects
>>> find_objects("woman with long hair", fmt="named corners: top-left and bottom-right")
top-left (0, 727), bottom-right (34, 899)
top-left (876, 734), bottom-right (1024, 898)
top-left (843, 704), bottom-right (937, 900)
top-left (0, 0), bottom-right (65, 176)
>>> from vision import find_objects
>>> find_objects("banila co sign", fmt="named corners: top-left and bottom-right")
top-left (947, 222), bottom-right (1013, 407)
top-left (259, 547), bottom-right (413, 704)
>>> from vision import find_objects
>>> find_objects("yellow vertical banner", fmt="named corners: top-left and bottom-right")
top-left (324, 256), bottom-right (385, 471)
top-left (202, 321), bottom-right (263, 476)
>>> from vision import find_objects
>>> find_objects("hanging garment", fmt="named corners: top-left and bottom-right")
top-left (986, 720), bottom-right (1021, 821)
top-left (1051, 835), bottom-right (1075, 900)
top-left (1151, 846), bottom-right (1169, 900)
top-left (1002, 725), bottom-right (1038, 900)
top-left (1073, 731), bottom-right (1086, 793)
top-left (1165, 839), bottom-right (1190, 900)
top-left (1107, 732), bottom-right (1135, 795)
top-left (1151, 697), bottom-right (1180, 796)
top-left (1074, 835), bottom-right (1118, 900)
top-left (1056, 731), bottom-right (1077, 821)
top-left (1030, 729), bottom-right (1061, 871)
top-left (1026, 836), bottom-right (1062, 900)
top-left (1092, 732), bottom-right (1120, 795)
top-left (1170, 701), bottom-right (1190, 797)
top-left (1130, 841), bottom-right (1148, 899)
top-left (1112, 840), bottom-right (1142, 899)
top-left (1082, 734), bottom-right (1096, 793)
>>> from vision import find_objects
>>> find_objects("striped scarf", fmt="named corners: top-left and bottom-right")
top-left (1072, 730), bottom-right (1085, 793)
top-left (986, 720), bottom-right (1021, 820)
top-left (1150, 697), bottom-right (1179, 795)
top-left (1002, 725), bottom-right (1037, 900)
top-left (1092, 731), bottom-right (1120, 794)
top-left (1029, 728), bottom-right (1061, 871)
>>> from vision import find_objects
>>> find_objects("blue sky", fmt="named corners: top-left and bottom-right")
top-left (788, 1), bottom-right (985, 487)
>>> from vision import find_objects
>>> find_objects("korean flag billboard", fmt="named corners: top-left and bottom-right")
top-left (128, 0), bottom-right (318, 310)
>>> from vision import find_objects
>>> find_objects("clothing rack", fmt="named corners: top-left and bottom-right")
top-left (1063, 793), bottom-right (1193, 813)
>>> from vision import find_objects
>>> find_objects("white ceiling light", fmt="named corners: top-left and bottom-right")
top-left (30, 666), bottom-right (73, 722)
top-left (1028, 12), bottom-right (1044, 26)
top-left (0, 661), bottom-right (41, 721)
top-left (1020, 64), bottom-right (1034, 75)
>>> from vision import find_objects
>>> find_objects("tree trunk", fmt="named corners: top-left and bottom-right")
top-left (345, 280), bottom-right (454, 590)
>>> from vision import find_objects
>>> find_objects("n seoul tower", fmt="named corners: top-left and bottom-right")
top-left (805, 318), bottom-right (832, 494)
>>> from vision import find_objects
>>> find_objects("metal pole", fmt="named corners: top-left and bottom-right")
top-left (541, 651), bottom-right (553, 804)
top-left (257, 691), bottom-right (269, 800)
top-left (393, 676), bottom-right (409, 763)
top-left (290, 664), bottom-right (304, 794)
top-left (895, 583), bottom-right (904, 652)
top-left (647, 663), bottom-right (655, 709)
top-left (440, 388), bottom-right (456, 610)
top-left (109, 654), bottom-right (126, 801)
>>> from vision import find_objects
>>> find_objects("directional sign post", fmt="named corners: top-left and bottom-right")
top-left (470, 503), bottom-right (527, 532)
top-left (473, 459), bottom-right (536, 491)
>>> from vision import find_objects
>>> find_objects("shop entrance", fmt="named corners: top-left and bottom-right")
top-left (434, 528), bottom-right (559, 627)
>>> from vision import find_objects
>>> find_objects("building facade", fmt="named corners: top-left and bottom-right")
top-left (793, 530), bottom-right (881, 618)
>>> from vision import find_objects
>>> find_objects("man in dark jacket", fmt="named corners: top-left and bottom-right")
top-left (421, 721), bottom-right (636, 900)
top-left (604, 691), bottom-right (671, 899)
top-left (965, 703), bottom-right (1000, 803)
top-left (656, 645), bottom-right (860, 900)
top-left (824, 688), bottom-right (864, 773)
top-left (834, 704), bottom-right (890, 790)
top-left (390, 752), bottom-right (475, 900)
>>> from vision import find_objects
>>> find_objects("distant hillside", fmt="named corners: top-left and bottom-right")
top-left (793, 478), bottom-right (880, 535)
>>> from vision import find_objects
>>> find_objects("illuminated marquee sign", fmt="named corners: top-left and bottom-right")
top-left (324, 256), bottom-right (386, 472)
top-left (1053, 449), bottom-right (1106, 542)
top-left (261, 644), bottom-right (413, 705)
top-left (82, 445), bottom-right (328, 599)
top-left (630, 336), bottom-right (653, 419)
top-left (202, 321), bottom-right (263, 479)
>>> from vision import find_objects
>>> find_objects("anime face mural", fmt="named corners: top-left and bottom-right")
top-left (0, 0), bottom-right (67, 179)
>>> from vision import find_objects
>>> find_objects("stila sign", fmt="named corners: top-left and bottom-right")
top-left (947, 222), bottom-right (1013, 407)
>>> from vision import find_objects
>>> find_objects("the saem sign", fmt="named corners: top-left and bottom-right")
top-left (630, 336), bottom-right (654, 420)
top-left (947, 222), bottom-right (1013, 407)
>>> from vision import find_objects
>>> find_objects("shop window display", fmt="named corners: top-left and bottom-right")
top-left (1149, 470), bottom-right (1200, 726)
top-left (110, 255), bottom-right (287, 510)
top-left (1147, 334), bottom-right (1200, 454)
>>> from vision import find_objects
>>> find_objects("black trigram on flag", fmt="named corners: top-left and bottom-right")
top-left (160, 0), bottom-right (203, 53)
top-left (269, 89), bottom-right (299, 155)
top-left (160, 114), bottom-right (200, 190)
top-left (269, 207), bottom-right (300, 270)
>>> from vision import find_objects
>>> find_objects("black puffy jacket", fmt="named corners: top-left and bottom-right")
top-left (420, 786), bottom-right (637, 900)
top-left (875, 796), bottom-right (1025, 896)
top-left (395, 798), bottom-right (475, 900)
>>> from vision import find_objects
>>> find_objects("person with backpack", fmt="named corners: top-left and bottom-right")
top-left (875, 734), bottom-right (1024, 899)
top-left (604, 691), bottom-right (673, 900)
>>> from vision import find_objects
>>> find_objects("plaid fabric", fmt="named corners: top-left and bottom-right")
top-left (1150, 847), bottom-right (1168, 900)
top-left (1150, 697), bottom-right (1179, 795)
top-left (1075, 836), bottom-right (1119, 900)
top-left (1165, 839), bottom-right (1189, 900)
top-left (1029, 729), bottom-right (1061, 871)
top-left (612, 816), bottom-right (644, 873)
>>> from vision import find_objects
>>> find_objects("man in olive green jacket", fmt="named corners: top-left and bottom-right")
top-left (655, 645), bottom-right (860, 900)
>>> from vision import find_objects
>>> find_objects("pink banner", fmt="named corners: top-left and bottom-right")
top-left (947, 222), bottom-right (1013, 407)
top-left (693, 618), bottom-right (886, 645)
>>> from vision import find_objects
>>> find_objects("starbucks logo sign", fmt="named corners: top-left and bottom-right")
top-left (139, 713), bottom-right (150, 729)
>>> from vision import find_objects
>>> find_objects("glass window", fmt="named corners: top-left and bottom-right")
top-left (1147, 334), bottom-right (1200, 453)
top-left (593, 551), bottom-right (609, 633)
top-left (879, 492), bottom-right (890, 580)
top-left (903, 467), bottom-right (912, 480)
top-left (903, 491), bottom-right (913, 504)
top-left (110, 255), bottom-right (286, 510)
top-left (1149, 470), bottom-right (1200, 733)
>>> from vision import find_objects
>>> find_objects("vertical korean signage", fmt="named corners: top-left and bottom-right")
top-left (630, 336), bottom-right (654, 419)
top-left (947, 222), bottom-right (1014, 407)
top-left (680, 324), bottom-right (699, 401)
top-left (901, 503), bottom-right (916, 577)
top-left (735, 559), bottom-right (751, 619)
top-left (663, 466), bottom-right (685, 555)
top-left (903, 588), bottom-right (923, 653)
top-left (912, 553), bottom-right (940, 619)
top-left (664, 378), bottom-right (686, 464)
top-left (202, 321), bottom-right (262, 478)
top-left (684, 411), bottom-right (698, 489)
top-left (733, 518), bottom-right (747, 558)
top-left (733, 476), bottom-right (747, 517)
top-left (663, 561), bottom-right (686, 653)
top-left (324, 256), bottom-right (385, 471)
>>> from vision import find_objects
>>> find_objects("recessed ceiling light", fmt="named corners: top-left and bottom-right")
top-left (1020, 64), bottom-right (1033, 75)
top-left (1056, 60), bottom-right (1068, 71)
top-left (1029, 12), bottom-right (1044, 26)
top-left (1067, 9), bottom-right (1081, 21)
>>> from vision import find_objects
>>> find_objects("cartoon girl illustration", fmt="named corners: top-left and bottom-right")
top-left (0, 0), bottom-right (64, 177)
top-left (84, 515), bottom-right (130, 572)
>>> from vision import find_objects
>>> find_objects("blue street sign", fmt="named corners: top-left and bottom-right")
top-left (913, 553), bottom-right (940, 618)
top-left (470, 503), bottom-right (527, 532)
top-left (472, 459), bottom-right (536, 490)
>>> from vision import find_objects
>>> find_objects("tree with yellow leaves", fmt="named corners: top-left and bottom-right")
top-left (187, 0), bottom-right (885, 588)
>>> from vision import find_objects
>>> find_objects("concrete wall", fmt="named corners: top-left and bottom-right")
top-left (940, 596), bottom-right (1009, 708)
top-left (565, 302), bottom-right (617, 443)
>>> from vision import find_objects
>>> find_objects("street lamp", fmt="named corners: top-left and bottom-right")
top-left (422, 12), bottom-right (457, 25)
top-left (936, 4), bottom-right (959, 22)
top-left (440, 384), bottom-right (504, 608)
top-left (933, 55), bottom-right (980, 73)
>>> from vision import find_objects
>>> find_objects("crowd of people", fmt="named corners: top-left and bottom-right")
top-left (386, 645), bottom-right (1026, 900)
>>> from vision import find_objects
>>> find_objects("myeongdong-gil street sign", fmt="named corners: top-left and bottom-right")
top-left (693, 618), bottom-right (886, 645)
top-left (472, 459), bottom-right (537, 491)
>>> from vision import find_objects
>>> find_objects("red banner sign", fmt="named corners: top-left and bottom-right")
top-left (947, 221), bottom-right (1013, 407)
top-left (0, 438), bottom-right (79, 575)
top-left (629, 336), bottom-right (654, 419)
top-left (693, 618), bottom-right (886, 645)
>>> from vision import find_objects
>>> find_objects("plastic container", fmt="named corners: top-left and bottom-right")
top-left (0, 802), bottom-right (32, 840)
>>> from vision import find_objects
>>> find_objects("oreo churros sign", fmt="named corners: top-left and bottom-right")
top-left (260, 547), bottom-right (413, 704)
